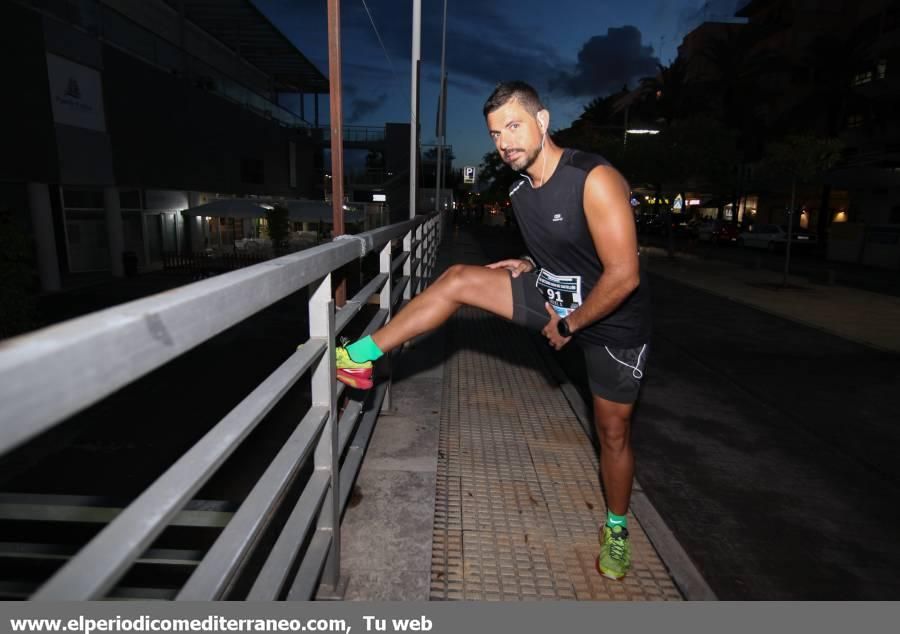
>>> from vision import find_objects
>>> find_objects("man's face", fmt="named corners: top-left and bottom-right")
top-left (486, 98), bottom-right (544, 172)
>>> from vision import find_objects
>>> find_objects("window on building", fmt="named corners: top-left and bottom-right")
top-left (853, 70), bottom-right (873, 85)
top-left (847, 114), bottom-right (864, 128)
top-left (876, 59), bottom-right (887, 80)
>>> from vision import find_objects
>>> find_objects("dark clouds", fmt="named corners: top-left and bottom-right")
top-left (344, 0), bottom-right (566, 96)
top-left (257, 1), bottom-right (655, 100)
top-left (551, 26), bottom-right (660, 97)
top-left (348, 92), bottom-right (389, 123)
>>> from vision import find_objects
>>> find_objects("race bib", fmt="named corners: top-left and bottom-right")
top-left (535, 269), bottom-right (582, 318)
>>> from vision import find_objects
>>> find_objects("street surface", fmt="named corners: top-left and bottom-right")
top-left (630, 276), bottom-right (900, 599)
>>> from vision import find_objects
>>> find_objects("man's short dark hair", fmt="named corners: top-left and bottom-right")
top-left (483, 81), bottom-right (545, 119)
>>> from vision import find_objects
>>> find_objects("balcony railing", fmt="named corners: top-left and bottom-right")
top-left (316, 126), bottom-right (386, 144)
top-left (0, 212), bottom-right (444, 600)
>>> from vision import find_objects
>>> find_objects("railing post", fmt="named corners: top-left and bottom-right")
top-left (415, 223), bottom-right (424, 295)
top-left (425, 218), bottom-right (434, 283)
top-left (402, 230), bottom-right (412, 301)
top-left (433, 217), bottom-right (439, 273)
top-left (308, 275), bottom-right (341, 594)
top-left (379, 240), bottom-right (394, 411)
top-left (432, 216), bottom-right (438, 270)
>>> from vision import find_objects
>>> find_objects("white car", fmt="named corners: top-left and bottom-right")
top-left (738, 224), bottom-right (818, 251)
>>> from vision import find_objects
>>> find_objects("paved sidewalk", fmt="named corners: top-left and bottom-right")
top-left (641, 246), bottom-right (900, 353)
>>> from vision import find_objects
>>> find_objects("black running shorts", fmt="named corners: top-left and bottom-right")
top-left (510, 271), bottom-right (649, 404)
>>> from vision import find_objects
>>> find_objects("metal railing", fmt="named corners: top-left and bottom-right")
top-left (315, 126), bottom-right (386, 144)
top-left (0, 212), bottom-right (444, 600)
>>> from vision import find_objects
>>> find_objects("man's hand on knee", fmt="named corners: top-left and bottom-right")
top-left (485, 258), bottom-right (534, 278)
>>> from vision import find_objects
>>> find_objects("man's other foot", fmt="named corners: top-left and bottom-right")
top-left (597, 524), bottom-right (631, 580)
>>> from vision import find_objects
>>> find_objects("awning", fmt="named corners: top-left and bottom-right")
top-left (185, 199), bottom-right (366, 223)
top-left (161, 0), bottom-right (328, 93)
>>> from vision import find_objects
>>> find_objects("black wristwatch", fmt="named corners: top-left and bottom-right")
top-left (557, 317), bottom-right (572, 338)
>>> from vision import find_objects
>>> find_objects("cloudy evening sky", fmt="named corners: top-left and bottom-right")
top-left (255, 0), bottom-right (749, 169)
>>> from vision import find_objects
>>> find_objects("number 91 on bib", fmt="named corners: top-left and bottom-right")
top-left (535, 269), bottom-right (582, 318)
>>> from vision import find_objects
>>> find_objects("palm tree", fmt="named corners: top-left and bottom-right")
top-left (634, 58), bottom-right (691, 127)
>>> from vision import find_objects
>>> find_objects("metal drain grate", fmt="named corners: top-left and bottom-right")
top-left (430, 308), bottom-right (682, 601)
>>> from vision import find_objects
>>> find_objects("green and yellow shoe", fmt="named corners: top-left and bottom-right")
top-left (597, 524), bottom-right (631, 580)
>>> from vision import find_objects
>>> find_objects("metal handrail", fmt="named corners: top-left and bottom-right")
top-left (0, 211), bottom-right (443, 600)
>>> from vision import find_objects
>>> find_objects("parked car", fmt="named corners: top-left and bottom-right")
top-left (636, 215), bottom-right (665, 235)
top-left (698, 219), bottom-right (741, 245)
top-left (671, 214), bottom-right (698, 238)
top-left (738, 224), bottom-right (818, 251)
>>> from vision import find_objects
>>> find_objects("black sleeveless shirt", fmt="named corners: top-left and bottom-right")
top-left (509, 148), bottom-right (651, 347)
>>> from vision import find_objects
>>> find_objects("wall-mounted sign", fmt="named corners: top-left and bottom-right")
top-left (463, 166), bottom-right (476, 184)
top-left (46, 53), bottom-right (106, 132)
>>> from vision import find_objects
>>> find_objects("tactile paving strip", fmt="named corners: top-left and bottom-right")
top-left (430, 307), bottom-right (682, 601)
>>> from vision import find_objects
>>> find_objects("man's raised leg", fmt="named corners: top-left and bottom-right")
top-left (337, 264), bottom-right (515, 388)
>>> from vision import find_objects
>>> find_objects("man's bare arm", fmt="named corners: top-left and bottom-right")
top-left (564, 165), bottom-right (641, 334)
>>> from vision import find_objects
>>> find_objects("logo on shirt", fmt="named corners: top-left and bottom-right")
top-left (552, 213), bottom-right (564, 222)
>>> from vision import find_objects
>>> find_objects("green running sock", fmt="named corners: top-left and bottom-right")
top-left (346, 335), bottom-right (384, 363)
top-left (607, 510), bottom-right (627, 529)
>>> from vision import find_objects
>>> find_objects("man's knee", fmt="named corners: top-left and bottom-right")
top-left (596, 415), bottom-right (631, 452)
top-left (442, 263), bottom-right (468, 278)
top-left (440, 264), bottom-right (477, 294)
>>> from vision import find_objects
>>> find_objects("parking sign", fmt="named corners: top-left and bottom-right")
top-left (463, 166), bottom-right (476, 184)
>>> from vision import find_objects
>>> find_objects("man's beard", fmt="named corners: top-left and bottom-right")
top-left (502, 145), bottom-right (540, 172)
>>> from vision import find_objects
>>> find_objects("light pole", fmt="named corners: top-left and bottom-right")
top-left (409, 0), bottom-right (421, 220)
top-left (435, 0), bottom-right (448, 215)
top-left (782, 179), bottom-right (796, 287)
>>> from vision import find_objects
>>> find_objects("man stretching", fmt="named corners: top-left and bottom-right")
top-left (334, 81), bottom-right (651, 580)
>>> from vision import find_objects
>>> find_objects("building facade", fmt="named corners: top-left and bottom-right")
top-left (1, 0), bottom-right (329, 290)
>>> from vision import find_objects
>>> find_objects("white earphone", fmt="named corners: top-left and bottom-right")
top-left (539, 112), bottom-right (548, 184)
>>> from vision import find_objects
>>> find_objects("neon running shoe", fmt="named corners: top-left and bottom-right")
top-left (336, 345), bottom-right (374, 390)
top-left (597, 524), bottom-right (631, 580)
